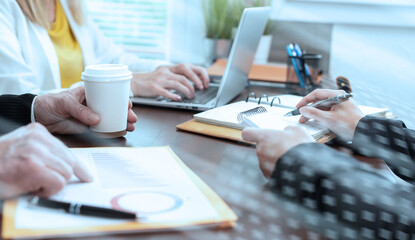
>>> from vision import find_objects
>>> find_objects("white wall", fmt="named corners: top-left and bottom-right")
top-left (168, 0), bottom-right (205, 65)
top-left (331, 25), bottom-right (415, 128)
top-left (275, 0), bottom-right (415, 127)
top-left (275, 0), bottom-right (415, 27)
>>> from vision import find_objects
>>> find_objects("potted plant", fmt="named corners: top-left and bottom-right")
top-left (202, 0), bottom-right (245, 65)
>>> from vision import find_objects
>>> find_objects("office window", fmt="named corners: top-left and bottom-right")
top-left (86, 0), bottom-right (168, 59)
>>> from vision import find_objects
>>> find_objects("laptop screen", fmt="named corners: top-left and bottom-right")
top-left (214, 7), bottom-right (271, 107)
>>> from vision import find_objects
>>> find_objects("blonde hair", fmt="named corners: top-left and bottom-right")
top-left (16, 0), bottom-right (85, 29)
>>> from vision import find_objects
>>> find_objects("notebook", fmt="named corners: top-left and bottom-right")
top-left (194, 98), bottom-right (329, 140)
top-left (193, 94), bottom-right (390, 140)
top-left (193, 94), bottom-right (303, 130)
top-left (131, 7), bottom-right (270, 111)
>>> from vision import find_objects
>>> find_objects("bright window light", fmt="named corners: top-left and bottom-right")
top-left (86, 0), bottom-right (168, 59)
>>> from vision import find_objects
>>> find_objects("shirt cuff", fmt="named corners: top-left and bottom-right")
top-left (31, 96), bottom-right (38, 123)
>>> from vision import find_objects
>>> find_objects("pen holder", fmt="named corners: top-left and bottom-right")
top-left (285, 52), bottom-right (322, 96)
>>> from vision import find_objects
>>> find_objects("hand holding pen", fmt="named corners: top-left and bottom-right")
top-left (290, 89), bottom-right (365, 141)
top-left (284, 92), bottom-right (353, 117)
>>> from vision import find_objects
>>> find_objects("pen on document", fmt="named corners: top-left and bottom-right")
top-left (283, 93), bottom-right (353, 117)
top-left (29, 197), bottom-right (138, 219)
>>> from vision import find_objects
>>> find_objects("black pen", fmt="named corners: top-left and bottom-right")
top-left (29, 197), bottom-right (138, 219)
top-left (284, 93), bottom-right (353, 117)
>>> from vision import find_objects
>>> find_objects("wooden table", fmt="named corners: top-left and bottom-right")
top-left (1, 83), bottom-right (375, 240)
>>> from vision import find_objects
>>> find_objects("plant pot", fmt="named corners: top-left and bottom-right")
top-left (204, 38), bottom-right (233, 65)
top-left (254, 35), bottom-right (273, 64)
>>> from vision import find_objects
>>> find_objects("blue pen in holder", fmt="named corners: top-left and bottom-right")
top-left (285, 43), bottom-right (322, 96)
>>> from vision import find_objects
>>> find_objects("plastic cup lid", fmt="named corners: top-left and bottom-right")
top-left (81, 64), bottom-right (132, 81)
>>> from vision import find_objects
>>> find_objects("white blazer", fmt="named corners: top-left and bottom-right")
top-left (0, 0), bottom-right (167, 94)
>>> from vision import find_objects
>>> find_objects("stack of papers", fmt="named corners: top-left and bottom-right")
top-left (2, 147), bottom-right (237, 239)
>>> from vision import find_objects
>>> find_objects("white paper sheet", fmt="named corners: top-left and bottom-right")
top-left (15, 147), bottom-right (219, 229)
top-left (241, 109), bottom-right (328, 137)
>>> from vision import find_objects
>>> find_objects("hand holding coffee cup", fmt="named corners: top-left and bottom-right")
top-left (82, 64), bottom-right (133, 137)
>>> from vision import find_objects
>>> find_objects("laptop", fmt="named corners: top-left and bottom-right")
top-left (131, 7), bottom-right (271, 111)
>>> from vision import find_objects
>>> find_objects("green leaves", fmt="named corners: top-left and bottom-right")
top-left (202, 0), bottom-right (244, 39)
top-left (202, 0), bottom-right (273, 39)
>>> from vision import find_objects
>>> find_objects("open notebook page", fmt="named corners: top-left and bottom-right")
top-left (193, 101), bottom-right (284, 129)
top-left (240, 111), bottom-right (329, 139)
top-left (193, 94), bottom-right (390, 131)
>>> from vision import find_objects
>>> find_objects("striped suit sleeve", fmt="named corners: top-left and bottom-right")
top-left (0, 94), bottom-right (36, 131)
top-left (270, 117), bottom-right (415, 237)
top-left (351, 116), bottom-right (415, 181)
top-left (272, 143), bottom-right (415, 238)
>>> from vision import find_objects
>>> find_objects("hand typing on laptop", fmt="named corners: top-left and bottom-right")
top-left (160, 85), bottom-right (220, 104)
top-left (131, 63), bottom-right (209, 101)
top-left (130, 7), bottom-right (270, 111)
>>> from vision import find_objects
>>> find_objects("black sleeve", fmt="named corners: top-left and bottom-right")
top-left (351, 116), bottom-right (415, 181)
top-left (271, 143), bottom-right (415, 236)
top-left (0, 94), bottom-right (36, 132)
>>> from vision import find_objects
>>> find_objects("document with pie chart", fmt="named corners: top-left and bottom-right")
top-left (2, 146), bottom-right (237, 239)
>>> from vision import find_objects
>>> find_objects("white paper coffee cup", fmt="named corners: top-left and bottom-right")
top-left (81, 64), bottom-right (132, 135)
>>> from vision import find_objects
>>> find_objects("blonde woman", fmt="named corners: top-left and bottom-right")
top-left (0, 0), bottom-right (209, 100)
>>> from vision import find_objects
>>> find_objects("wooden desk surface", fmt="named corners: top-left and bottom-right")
top-left (1, 84), bottom-right (368, 240)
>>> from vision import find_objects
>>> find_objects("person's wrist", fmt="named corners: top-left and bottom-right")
top-left (348, 114), bottom-right (365, 140)
top-left (33, 95), bottom-right (48, 124)
top-left (340, 112), bottom-right (364, 141)
top-left (30, 96), bottom-right (38, 123)
top-left (131, 75), bottom-right (141, 97)
top-left (33, 95), bottom-right (42, 123)
top-left (157, 65), bottom-right (171, 70)
top-left (352, 114), bottom-right (364, 131)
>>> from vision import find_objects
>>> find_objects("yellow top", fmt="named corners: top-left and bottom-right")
top-left (48, 0), bottom-right (83, 88)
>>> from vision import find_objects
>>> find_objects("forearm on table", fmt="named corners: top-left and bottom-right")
top-left (352, 116), bottom-right (415, 181)
top-left (270, 143), bottom-right (415, 233)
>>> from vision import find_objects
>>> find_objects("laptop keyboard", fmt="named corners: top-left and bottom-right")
top-left (158, 86), bottom-right (219, 104)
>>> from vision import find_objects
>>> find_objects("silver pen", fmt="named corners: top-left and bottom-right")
top-left (284, 93), bottom-right (353, 117)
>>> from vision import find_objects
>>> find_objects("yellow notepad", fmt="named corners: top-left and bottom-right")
top-left (2, 146), bottom-right (237, 239)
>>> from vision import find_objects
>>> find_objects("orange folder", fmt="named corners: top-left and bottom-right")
top-left (207, 59), bottom-right (323, 84)
top-left (176, 119), bottom-right (335, 144)
top-left (207, 59), bottom-right (287, 83)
